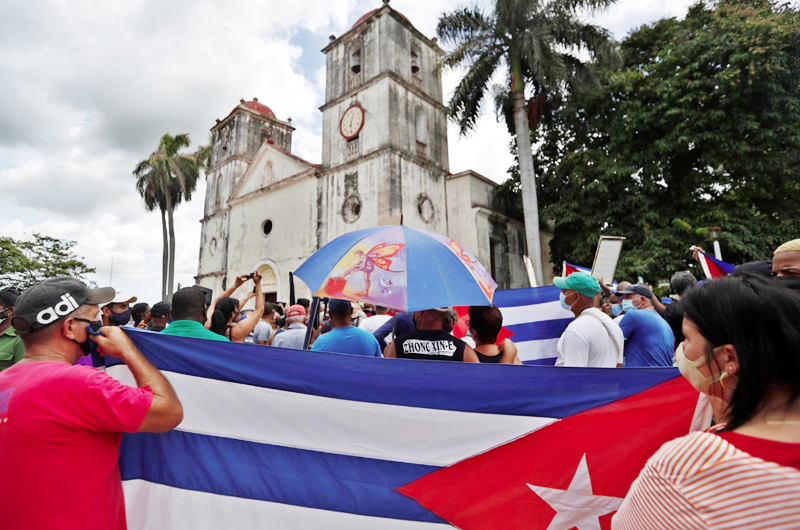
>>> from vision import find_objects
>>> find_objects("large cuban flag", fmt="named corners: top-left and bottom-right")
top-left (113, 329), bottom-right (710, 530)
top-left (493, 286), bottom-right (574, 365)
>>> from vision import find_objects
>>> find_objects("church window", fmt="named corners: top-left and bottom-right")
top-left (261, 219), bottom-right (274, 237)
top-left (411, 46), bottom-right (422, 89)
top-left (349, 42), bottom-right (363, 90)
top-left (417, 195), bottom-right (434, 223)
top-left (215, 175), bottom-right (224, 210)
top-left (342, 194), bottom-right (362, 224)
top-left (415, 107), bottom-right (427, 157)
top-left (209, 238), bottom-right (217, 256)
top-left (346, 136), bottom-right (360, 160)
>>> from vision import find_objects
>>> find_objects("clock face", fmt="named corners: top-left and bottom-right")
top-left (340, 105), bottom-right (364, 139)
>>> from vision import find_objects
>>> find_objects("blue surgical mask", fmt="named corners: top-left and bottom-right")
top-left (621, 299), bottom-right (637, 312)
top-left (610, 304), bottom-right (622, 317)
top-left (559, 291), bottom-right (574, 311)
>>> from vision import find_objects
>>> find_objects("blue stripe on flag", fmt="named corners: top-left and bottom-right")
top-left (504, 319), bottom-right (573, 342)
top-left (701, 251), bottom-right (736, 274)
top-left (524, 358), bottom-right (558, 366)
top-left (120, 430), bottom-right (444, 524)
top-left (124, 329), bottom-right (679, 419)
top-left (492, 285), bottom-right (561, 308)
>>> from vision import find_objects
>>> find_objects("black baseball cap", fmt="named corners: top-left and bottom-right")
top-left (615, 284), bottom-right (653, 298)
top-left (328, 298), bottom-right (352, 312)
top-left (12, 277), bottom-right (116, 333)
top-left (151, 301), bottom-right (172, 318)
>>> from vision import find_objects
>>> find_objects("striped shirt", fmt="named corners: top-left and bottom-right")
top-left (612, 427), bottom-right (800, 529)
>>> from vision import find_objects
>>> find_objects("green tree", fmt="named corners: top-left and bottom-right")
top-left (0, 234), bottom-right (95, 291)
top-left (437, 0), bottom-right (619, 285)
top-left (529, 0), bottom-right (800, 282)
top-left (133, 133), bottom-right (205, 300)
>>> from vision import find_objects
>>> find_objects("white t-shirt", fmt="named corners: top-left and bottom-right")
top-left (555, 308), bottom-right (623, 367)
top-left (358, 314), bottom-right (392, 335)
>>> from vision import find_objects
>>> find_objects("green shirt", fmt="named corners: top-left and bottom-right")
top-left (160, 320), bottom-right (230, 342)
top-left (0, 326), bottom-right (25, 371)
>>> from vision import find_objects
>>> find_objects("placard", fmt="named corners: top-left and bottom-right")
top-left (590, 236), bottom-right (625, 286)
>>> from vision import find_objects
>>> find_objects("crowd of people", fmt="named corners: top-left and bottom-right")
top-left (0, 236), bottom-right (798, 528)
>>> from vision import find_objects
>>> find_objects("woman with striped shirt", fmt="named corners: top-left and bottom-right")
top-left (613, 275), bottom-right (800, 529)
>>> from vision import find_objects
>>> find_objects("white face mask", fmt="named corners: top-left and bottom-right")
top-left (675, 341), bottom-right (737, 408)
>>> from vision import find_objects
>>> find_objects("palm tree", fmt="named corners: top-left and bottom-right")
top-left (133, 133), bottom-right (203, 300)
top-left (438, 0), bottom-right (619, 285)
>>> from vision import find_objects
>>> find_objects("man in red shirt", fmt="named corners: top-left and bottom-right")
top-left (0, 277), bottom-right (184, 530)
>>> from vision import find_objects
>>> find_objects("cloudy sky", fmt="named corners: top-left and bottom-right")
top-left (1, 0), bottom-right (696, 304)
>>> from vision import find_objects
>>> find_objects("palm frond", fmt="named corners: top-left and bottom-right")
top-left (448, 48), bottom-right (505, 135)
top-left (437, 8), bottom-right (494, 47)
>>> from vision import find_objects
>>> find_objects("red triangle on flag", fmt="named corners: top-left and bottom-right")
top-left (398, 377), bottom-right (701, 530)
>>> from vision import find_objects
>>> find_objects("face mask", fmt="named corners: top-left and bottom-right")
top-left (109, 309), bottom-right (131, 325)
top-left (621, 299), bottom-right (637, 312)
top-left (610, 304), bottom-right (622, 317)
top-left (559, 291), bottom-right (574, 311)
top-left (775, 276), bottom-right (800, 292)
top-left (73, 319), bottom-right (102, 356)
top-left (675, 341), bottom-right (737, 398)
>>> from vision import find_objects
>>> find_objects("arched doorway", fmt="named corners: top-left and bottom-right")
top-left (256, 262), bottom-right (278, 304)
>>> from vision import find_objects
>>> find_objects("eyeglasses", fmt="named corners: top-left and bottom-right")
top-left (74, 317), bottom-right (102, 333)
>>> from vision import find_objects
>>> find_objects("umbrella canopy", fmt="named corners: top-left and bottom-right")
top-left (294, 225), bottom-right (497, 312)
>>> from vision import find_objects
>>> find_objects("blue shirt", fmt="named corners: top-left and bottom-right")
top-left (312, 326), bottom-right (383, 357)
top-left (373, 312), bottom-right (414, 345)
top-left (619, 309), bottom-right (675, 367)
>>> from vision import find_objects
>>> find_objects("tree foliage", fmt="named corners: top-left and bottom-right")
top-left (133, 133), bottom-right (207, 300)
top-left (0, 234), bottom-right (95, 291)
top-left (502, 0), bottom-right (800, 282)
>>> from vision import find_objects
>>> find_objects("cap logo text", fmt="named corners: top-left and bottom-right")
top-left (36, 294), bottom-right (80, 325)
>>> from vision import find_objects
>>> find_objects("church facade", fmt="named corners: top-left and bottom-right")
top-left (196, 3), bottom-right (552, 302)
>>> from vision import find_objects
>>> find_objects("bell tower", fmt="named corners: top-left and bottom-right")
top-left (317, 1), bottom-right (449, 245)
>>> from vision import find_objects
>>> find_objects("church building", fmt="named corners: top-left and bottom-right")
top-left (195, 2), bottom-right (552, 301)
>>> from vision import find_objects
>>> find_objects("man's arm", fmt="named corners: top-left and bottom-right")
top-left (650, 294), bottom-right (667, 317)
top-left (373, 317), bottom-right (394, 345)
top-left (462, 345), bottom-right (480, 363)
top-left (383, 341), bottom-right (397, 358)
top-left (92, 327), bottom-right (183, 433)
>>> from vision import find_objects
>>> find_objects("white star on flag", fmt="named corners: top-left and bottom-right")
top-left (527, 453), bottom-right (624, 530)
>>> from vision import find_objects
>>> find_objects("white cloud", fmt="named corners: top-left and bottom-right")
top-left (1, 0), bottom-right (693, 303)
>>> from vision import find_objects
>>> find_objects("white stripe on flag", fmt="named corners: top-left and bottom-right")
top-left (108, 366), bottom-right (554, 467)
top-left (514, 338), bottom-right (561, 362)
top-left (499, 300), bottom-right (573, 326)
top-left (123, 480), bottom-right (450, 530)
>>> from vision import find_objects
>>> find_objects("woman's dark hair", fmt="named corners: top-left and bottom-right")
top-left (468, 305), bottom-right (503, 345)
top-left (0, 289), bottom-right (19, 309)
top-left (682, 275), bottom-right (800, 430)
top-left (209, 297), bottom-right (239, 337)
top-left (734, 260), bottom-right (773, 278)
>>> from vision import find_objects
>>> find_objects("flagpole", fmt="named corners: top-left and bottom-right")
top-left (302, 296), bottom-right (321, 350)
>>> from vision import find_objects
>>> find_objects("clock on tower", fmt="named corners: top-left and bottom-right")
top-left (340, 105), bottom-right (364, 139)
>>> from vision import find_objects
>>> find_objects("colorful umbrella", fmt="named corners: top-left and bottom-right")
top-left (293, 225), bottom-right (497, 312)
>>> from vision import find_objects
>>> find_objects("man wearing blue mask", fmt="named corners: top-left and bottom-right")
top-left (552, 272), bottom-right (623, 367)
top-left (100, 292), bottom-right (137, 327)
top-left (616, 284), bottom-right (674, 367)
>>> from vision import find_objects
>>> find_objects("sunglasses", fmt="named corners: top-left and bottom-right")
top-left (74, 317), bottom-right (103, 334)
